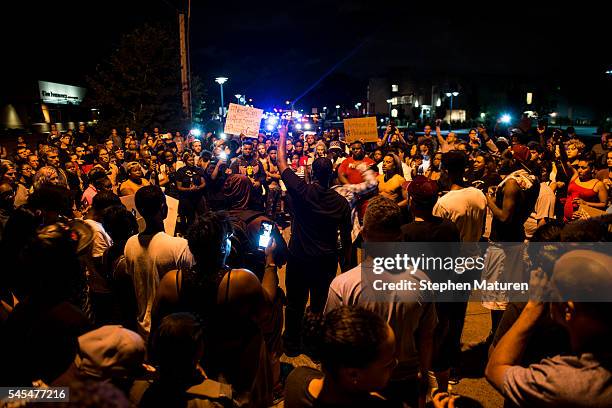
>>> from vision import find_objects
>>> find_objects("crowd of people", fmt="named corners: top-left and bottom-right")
top-left (0, 117), bottom-right (611, 408)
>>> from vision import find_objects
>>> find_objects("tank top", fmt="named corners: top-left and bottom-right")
top-left (564, 178), bottom-right (598, 221)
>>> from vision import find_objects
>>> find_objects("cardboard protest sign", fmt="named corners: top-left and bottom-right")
top-left (224, 103), bottom-right (264, 138)
top-left (120, 194), bottom-right (179, 236)
top-left (343, 117), bottom-right (379, 143)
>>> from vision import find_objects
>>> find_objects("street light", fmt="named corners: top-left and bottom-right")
top-left (215, 77), bottom-right (228, 118)
top-left (235, 94), bottom-right (242, 105)
top-left (445, 91), bottom-right (460, 130)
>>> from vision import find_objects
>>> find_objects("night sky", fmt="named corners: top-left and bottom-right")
top-left (4, 0), bottom-right (610, 109)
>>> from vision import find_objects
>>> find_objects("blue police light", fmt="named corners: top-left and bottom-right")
top-left (500, 114), bottom-right (511, 124)
top-left (266, 124), bottom-right (275, 131)
top-left (295, 123), bottom-right (302, 130)
top-left (190, 128), bottom-right (201, 137)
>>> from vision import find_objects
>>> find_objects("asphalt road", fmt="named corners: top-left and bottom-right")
top-left (276, 227), bottom-right (505, 407)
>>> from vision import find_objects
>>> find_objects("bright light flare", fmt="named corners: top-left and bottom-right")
top-left (500, 114), bottom-right (511, 124)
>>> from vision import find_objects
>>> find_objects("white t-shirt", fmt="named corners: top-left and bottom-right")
top-left (433, 187), bottom-right (487, 242)
top-left (84, 219), bottom-right (113, 258)
top-left (124, 232), bottom-right (194, 337)
top-left (84, 219), bottom-right (113, 293)
top-left (324, 262), bottom-right (436, 379)
top-left (524, 182), bottom-right (556, 238)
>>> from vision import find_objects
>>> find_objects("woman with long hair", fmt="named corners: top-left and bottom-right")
top-left (92, 147), bottom-right (119, 192)
top-left (377, 153), bottom-right (407, 207)
top-left (424, 152), bottom-right (443, 181)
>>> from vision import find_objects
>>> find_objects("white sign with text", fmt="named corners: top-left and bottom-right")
top-left (224, 103), bottom-right (264, 137)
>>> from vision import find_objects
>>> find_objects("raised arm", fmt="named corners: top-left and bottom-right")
top-left (210, 158), bottom-right (225, 180)
top-left (485, 302), bottom-right (544, 391)
top-left (277, 125), bottom-right (289, 174)
top-left (436, 124), bottom-right (446, 148)
top-left (555, 135), bottom-right (576, 181)
top-left (261, 239), bottom-right (279, 303)
top-left (486, 178), bottom-right (519, 223)
top-left (480, 127), bottom-right (498, 153)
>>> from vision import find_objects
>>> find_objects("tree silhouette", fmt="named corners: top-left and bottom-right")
top-left (84, 24), bottom-right (185, 136)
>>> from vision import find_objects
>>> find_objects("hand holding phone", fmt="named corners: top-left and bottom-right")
top-left (258, 221), bottom-right (274, 251)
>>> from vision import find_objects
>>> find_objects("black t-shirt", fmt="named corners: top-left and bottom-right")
top-left (285, 367), bottom-right (400, 408)
top-left (281, 168), bottom-right (351, 259)
top-left (205, 161), bottom-right (229, 210)
top-left (490, 180), bottom-right (539, 242)
top-left (401, 217), bottom-right (460, 242)
top-left (176, 165), bottom-right (204, 188)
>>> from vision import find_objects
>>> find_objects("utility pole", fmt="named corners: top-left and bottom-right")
top-left (179, 11), bottom-right (191, 121)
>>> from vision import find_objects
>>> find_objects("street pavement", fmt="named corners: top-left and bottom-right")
top-left (276, 227), bottom-right (505, 407)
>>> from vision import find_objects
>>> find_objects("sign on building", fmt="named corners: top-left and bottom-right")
top-left (343, 117), bottom-right (379, 143)
top-left (224, 103), bottom-right (264, 138)
top-left (38, 81), bottom-right (86, 105)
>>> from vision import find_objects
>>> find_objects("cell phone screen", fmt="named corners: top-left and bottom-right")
top-left (258, 221), bottom-right (273, 250)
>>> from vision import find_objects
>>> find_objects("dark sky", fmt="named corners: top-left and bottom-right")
top-left (4, 0), bottom-right (611, 109)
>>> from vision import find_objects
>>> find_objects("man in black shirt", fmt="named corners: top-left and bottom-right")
top-left (402, 175), bottom-right (462, 393)
top-left (230, 139), bottom-right (265, 210)
top-left (74, 124), bottom-right (92, 147)
top-left (277, 125), bottom-right (352, 356)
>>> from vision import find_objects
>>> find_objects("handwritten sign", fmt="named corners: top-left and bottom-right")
top-left (224, 103), bottom-right (264, 138)
top-left (343, 117), bottom-right (379, 143)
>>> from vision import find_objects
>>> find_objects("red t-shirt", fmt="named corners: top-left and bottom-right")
top-left (337, 157), bottom-right (375, 184)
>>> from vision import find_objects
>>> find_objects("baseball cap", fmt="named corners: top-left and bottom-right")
top-left (407, 175), bottom-right (438, 203)
top-left (511, 144), bottom-right (531, 162)
top-left (329, 141), bottom-right (342, 151)
top-left (76, 325), bottom-right (145, 379)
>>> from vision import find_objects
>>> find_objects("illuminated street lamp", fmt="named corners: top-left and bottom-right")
top-left (445, 91), bottom-right (460, 130)
top-left (215, 77), bottom-right (228, 117)
top-left (235, 94), bottom-right (242, 105)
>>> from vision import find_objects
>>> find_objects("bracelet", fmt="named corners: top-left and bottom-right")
top-left (266, 263), bottom-right (277, 268)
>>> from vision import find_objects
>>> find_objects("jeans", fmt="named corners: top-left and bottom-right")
top-left (283, 252), bottom-right (339, 347)
top-left (265, 183), bottom-right (281, 218)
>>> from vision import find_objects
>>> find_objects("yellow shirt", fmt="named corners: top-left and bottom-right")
top-left (377, 173), bottom-right (406, 202)
top-left (119, 178), bottom-right (150, 196)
